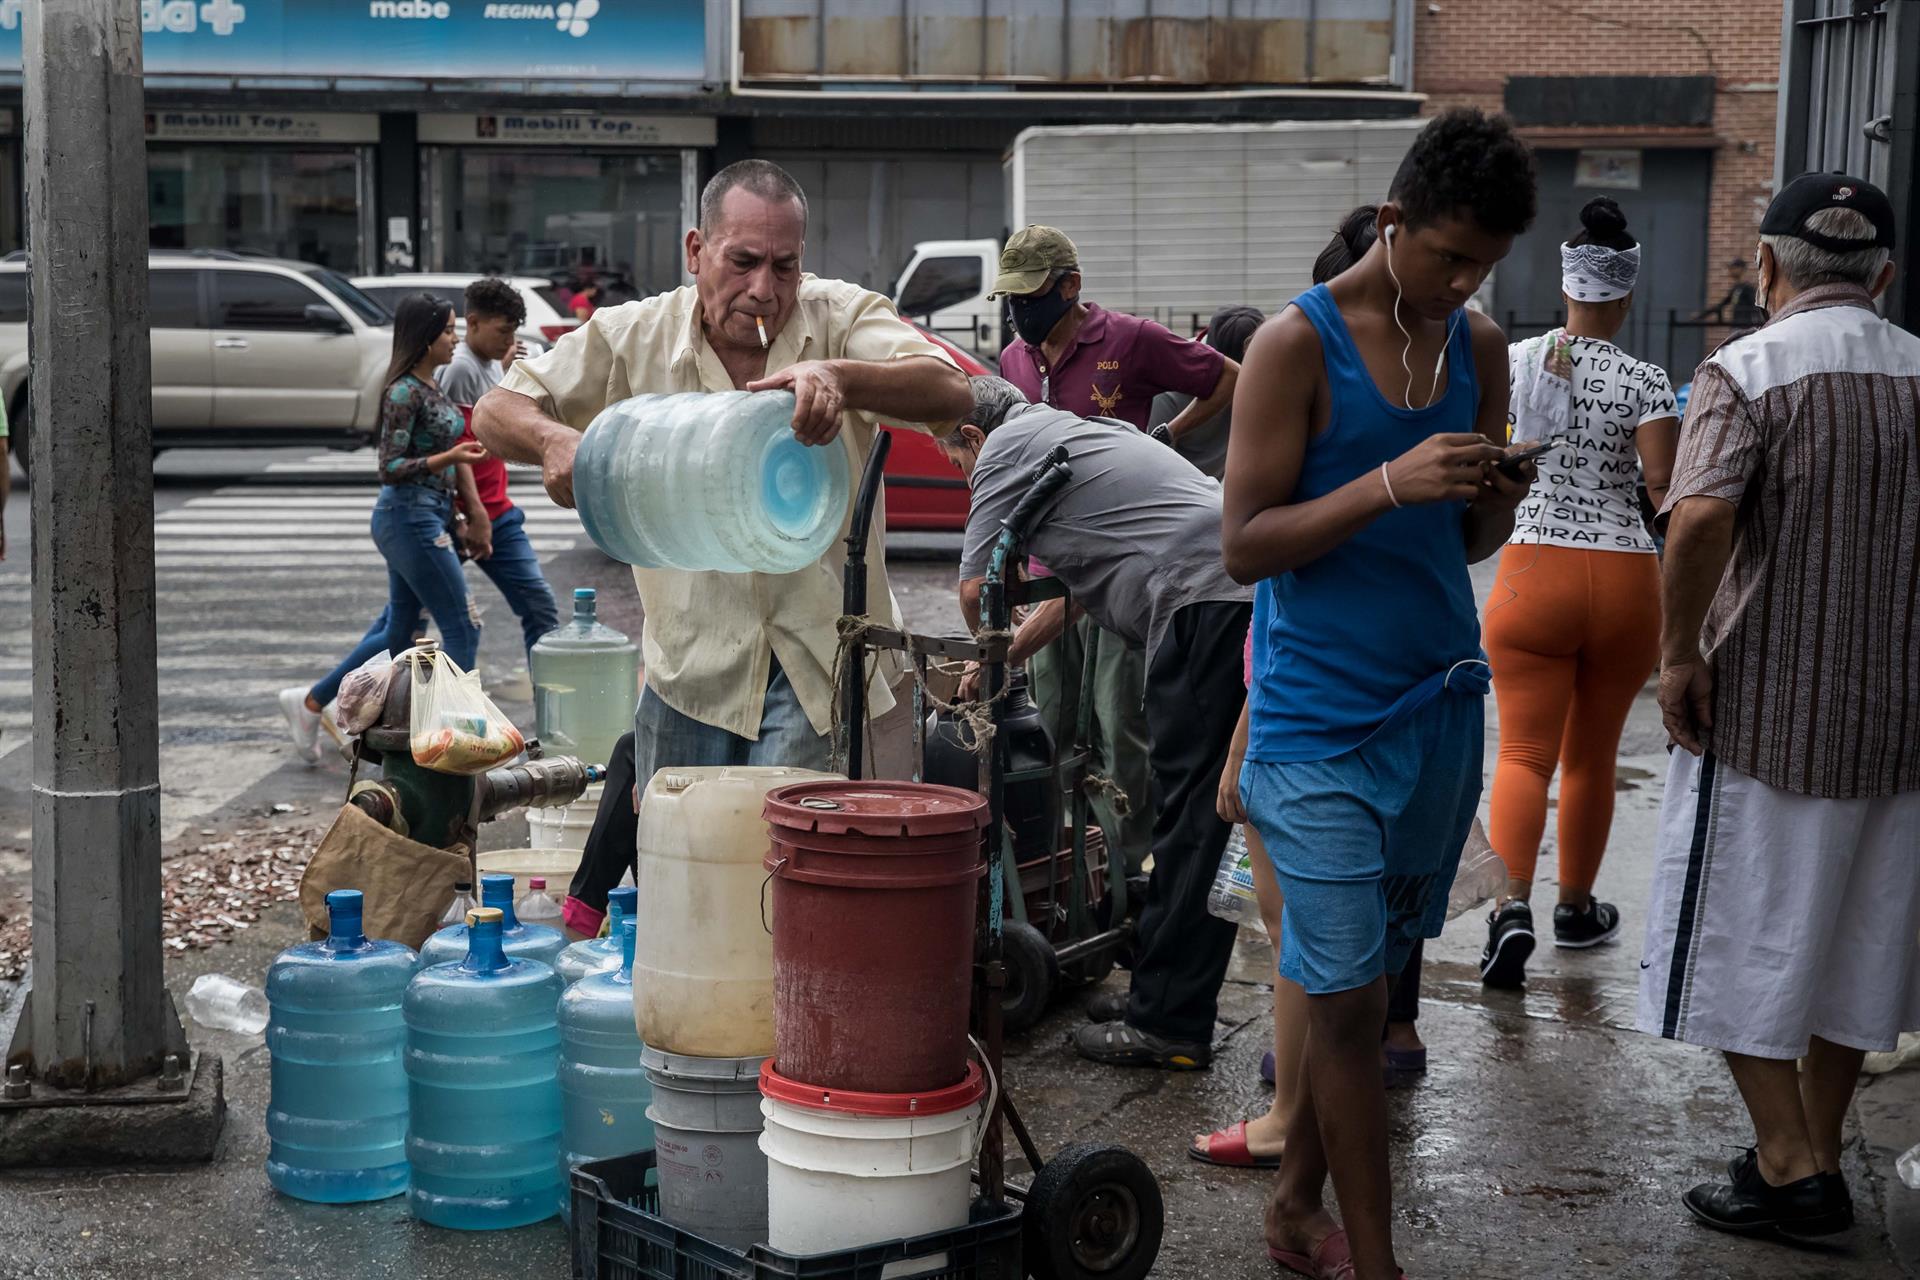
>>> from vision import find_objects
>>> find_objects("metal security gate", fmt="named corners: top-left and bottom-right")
top-left (1777, 0), bottom-right (1920, 324)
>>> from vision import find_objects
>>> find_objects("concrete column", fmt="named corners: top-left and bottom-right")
top-left (23, 0), bottom-right (174, 1090)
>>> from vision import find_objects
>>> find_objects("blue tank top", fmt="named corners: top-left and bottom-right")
top-left (1246, 283), bottom-right (1486, 764)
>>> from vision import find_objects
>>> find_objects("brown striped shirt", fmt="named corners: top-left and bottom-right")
top-left (1663, 284), bottom-right (1920, 799)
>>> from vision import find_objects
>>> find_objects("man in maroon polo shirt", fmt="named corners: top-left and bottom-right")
top-left (992, 225), bottom-right (1240, 885)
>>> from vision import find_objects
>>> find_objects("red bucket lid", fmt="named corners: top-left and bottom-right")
top-left (763, 781), bottom-right (989, 839)
top-left (760, 1059), bottom-right (986, 1117)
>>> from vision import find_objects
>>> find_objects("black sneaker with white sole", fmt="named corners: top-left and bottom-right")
top-left (1479, 900), bottom-right (1536, 989)
top-left (1553, 899), bottom-right (1623, 949)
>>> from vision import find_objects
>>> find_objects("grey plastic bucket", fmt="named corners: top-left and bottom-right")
top-left (641, 1047), bottom-right (770, 1250)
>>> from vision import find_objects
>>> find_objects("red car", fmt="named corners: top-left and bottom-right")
top-left (881, 324), bottom-right (987, 532)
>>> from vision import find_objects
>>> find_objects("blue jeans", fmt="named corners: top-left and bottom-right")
top-left (631, 656), bottom-right (830, 792)
top-left (475, 505), bottom-right (560, 654)
top-left (310, 506), bottom-right (559, 705)
top-left (369, 484), bottom-right (479, 671)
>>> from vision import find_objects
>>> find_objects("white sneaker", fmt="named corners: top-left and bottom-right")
top-left (277, 687), bottom-right (322, 764)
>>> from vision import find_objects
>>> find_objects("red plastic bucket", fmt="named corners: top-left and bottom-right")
top-left (763, 781), bottom-right (987, 1093)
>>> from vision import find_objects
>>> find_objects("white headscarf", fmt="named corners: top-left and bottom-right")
top-left (1561, 241), bottom-right (1641, 303)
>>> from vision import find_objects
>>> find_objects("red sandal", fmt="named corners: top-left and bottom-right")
top-left (1188, 1119), bottom-right (1283, 1169)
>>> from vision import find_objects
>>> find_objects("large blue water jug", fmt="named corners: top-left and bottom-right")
top-left (557, 885), bottom-right (637, 986)
top-left (530, 589), bottom-right (640, 770)
top-left (264, 889), bottom-right (414, 1203)
top-left (558, 915), bottom-right (653, 1215)
top-left (404, 907), bottom-right (563, 1229)
top-left (416, 872), bottom-right (565, 971)
top-left (573, 390), bottom-right (851, 574)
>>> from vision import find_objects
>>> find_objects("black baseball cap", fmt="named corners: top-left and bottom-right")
top-left (1761, 173), bottom-right (1896, 252)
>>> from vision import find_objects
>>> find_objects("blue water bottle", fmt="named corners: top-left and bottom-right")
top-left (416, 872), bottom-right (566, 971)
top-left (558, 915), bottom-right (653, 1216)
top-left (265, 888), bottom-right (414, 1203)
top-left (557, 885), bottom-right (637, 986)
top-left (404, 906), bottom-right (563, 1230)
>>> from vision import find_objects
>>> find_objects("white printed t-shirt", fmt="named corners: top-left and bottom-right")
top-left (1506, 335), bottom-right (1677, 553)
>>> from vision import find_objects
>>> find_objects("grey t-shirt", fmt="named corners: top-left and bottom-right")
top-left (437, 342), bottom-right (503, 405)
top-left (958, 404), bottom-right (1250, 659)
top-left (1148, 389), bottom-right (1232, 481)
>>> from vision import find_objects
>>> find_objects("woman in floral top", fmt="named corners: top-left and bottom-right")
top-left (367, 293), bottom-right (487, 668)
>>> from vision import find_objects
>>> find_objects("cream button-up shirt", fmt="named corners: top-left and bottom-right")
top-left (498, 275), bottom-right (960, 740)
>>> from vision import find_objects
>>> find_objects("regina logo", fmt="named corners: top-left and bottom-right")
top-left (483, 0), bottom-right (598, 35)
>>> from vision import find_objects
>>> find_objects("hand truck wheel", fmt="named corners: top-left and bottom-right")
top-left (1021, 1141), bottom-right (1164, 1280)
top-left (1000, 919), bottom-right (1059, 1033)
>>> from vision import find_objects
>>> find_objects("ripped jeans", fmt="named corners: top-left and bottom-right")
top-left (370, 483), bottom-right (479, 671)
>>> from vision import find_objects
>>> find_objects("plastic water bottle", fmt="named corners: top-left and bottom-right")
top-left (417, 873), bottom-right (565, 971)
top-left (517, 876), bottom-right (564, 929)
top-left (187, 973), bottom-right (271, 1035)
top-left (439, 881), bottom-right (475, 928)
top-left (530, 589), bottom-right (641, 769)
top-left (557, 885), bottom-right (636, 986)
top-left (1207, 826), bottom-right (1259, 924)
top-left (572, 390), bottom-right (851, 574)
top-left (404, 907), bottom-right (564, 1229)
top-left (264, 889), bottom-right (414, 1203)
top-left (558, 915), bottom-right (652, 1217)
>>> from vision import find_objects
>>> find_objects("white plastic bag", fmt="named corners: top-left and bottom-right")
top-left (336, 648), bottom-right (395, 734)
top-left (407, 648), bottom-right (524, 775)
top-left (1445, 818), bottom-right (1506, 920)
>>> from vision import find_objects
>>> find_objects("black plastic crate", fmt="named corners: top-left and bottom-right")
top-left (570, 1151), bottom-right (1023, 1280)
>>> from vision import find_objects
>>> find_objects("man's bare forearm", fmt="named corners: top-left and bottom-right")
top-left (835, 356), bottom-right (972, 426)
top-left (473, 388), bottom-right (575, 465)
top-left (1661, 497), bottom-right (1737, 662)
top-left (1167, 360), bottom-right (1240, 439)
top-left (1463, 502), bottom-right (1515, 563)
top-left (1008, 598), bottom-right (1082, 665)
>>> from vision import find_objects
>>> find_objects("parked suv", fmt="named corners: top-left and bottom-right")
top-left (0, 249), bottom-right (394, 471)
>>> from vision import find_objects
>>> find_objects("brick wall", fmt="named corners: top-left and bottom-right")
top-left (1414, 0), bottom-right (1781, 318)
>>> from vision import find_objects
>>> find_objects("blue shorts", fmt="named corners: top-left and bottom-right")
top-left (1241, 691), bottom-right (1483, 996)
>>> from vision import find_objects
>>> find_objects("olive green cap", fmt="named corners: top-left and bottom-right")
top-left (990, 225), bottom-right (1079, 297)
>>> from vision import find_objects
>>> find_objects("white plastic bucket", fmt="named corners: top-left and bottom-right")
top-left (526, 782), bottom-right (603, 854)
top-left (758, 1062), bottom-right (986, 1259)
top-left (474, 848), bottom-right (579, 904)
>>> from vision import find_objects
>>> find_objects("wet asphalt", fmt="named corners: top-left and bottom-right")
top-left (1, 457), bottom-right (1917, 1279)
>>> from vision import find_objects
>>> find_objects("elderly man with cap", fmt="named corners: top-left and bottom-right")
top-left (474, 160), bottom-right (971, 933)
top-left (1640, 172), bottom-right (1920, 1241)
top-left (991, 226), bottom-right (1241, 899)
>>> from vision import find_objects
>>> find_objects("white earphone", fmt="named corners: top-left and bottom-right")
top-left (1382, 222), bottom-right (1459, 411)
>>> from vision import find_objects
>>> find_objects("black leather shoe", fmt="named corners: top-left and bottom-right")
top-left (1684, 1149), bottom-right (1853, 1237)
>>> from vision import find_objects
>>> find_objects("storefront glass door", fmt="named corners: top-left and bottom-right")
top-left (422, 149), bottom-right (685, 302)
top-left (148, 145), bottom-right (370, 272)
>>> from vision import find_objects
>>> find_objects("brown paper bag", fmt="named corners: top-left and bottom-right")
top-left (299, 804), bottom-right (471, 950)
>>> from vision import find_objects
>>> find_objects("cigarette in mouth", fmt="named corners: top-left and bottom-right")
top-left (756, 317), bottom-right (768, 349)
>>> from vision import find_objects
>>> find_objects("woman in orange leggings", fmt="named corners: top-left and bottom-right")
top-left (1478, 197), bottom-right (1679, 989)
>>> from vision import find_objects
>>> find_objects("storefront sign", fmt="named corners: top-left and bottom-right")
top-left (1574, 149), bottom-right (1644, 191)
top-left (0, 0), bottom-right (707, 83)
top-left (145, 111), bottom-right (380, 143)
top-left (418, 113), bottom-right (715, 147)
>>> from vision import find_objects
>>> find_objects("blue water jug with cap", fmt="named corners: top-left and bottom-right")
top-left (572, 390), bottom-right (851, 574)
top-left (416, 872), bottom-right (566, 971)
top-left (264, 889), bottom-right (414, 1203)
top-left (558, 915), bottom-right (652, 1216)
top-left (529, 588), bottom-right (639, 769)
top-left (405, 906), bottom-right (564, 1229)
top-left (557, 885), bottom-right (637, 986)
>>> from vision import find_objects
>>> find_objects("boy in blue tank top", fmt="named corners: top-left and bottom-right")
top-left (1221, 109), bottom-right (1539, 1280)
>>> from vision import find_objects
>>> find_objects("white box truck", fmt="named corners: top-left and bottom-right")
top-left (891, 117), bottom-right (1428, 359)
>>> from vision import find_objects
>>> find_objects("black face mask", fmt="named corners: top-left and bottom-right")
top-left (1008, 281), bottom-right (1073, 348)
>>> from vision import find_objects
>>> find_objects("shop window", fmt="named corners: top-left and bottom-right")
top-left (0, 274), bottom-right (23, 325)
top-left (214, 271), bottom-right (335, 331)
top-left (897, 256), bottom-right (983, 317)
top-left (149, 269), bottom-right (206, 328)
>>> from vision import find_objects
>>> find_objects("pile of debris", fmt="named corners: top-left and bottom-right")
top-left (0, 820), bottom-right (320, 981)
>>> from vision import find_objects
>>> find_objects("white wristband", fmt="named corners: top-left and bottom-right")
top-left (1380, 462), bottom-right (1403, 510)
